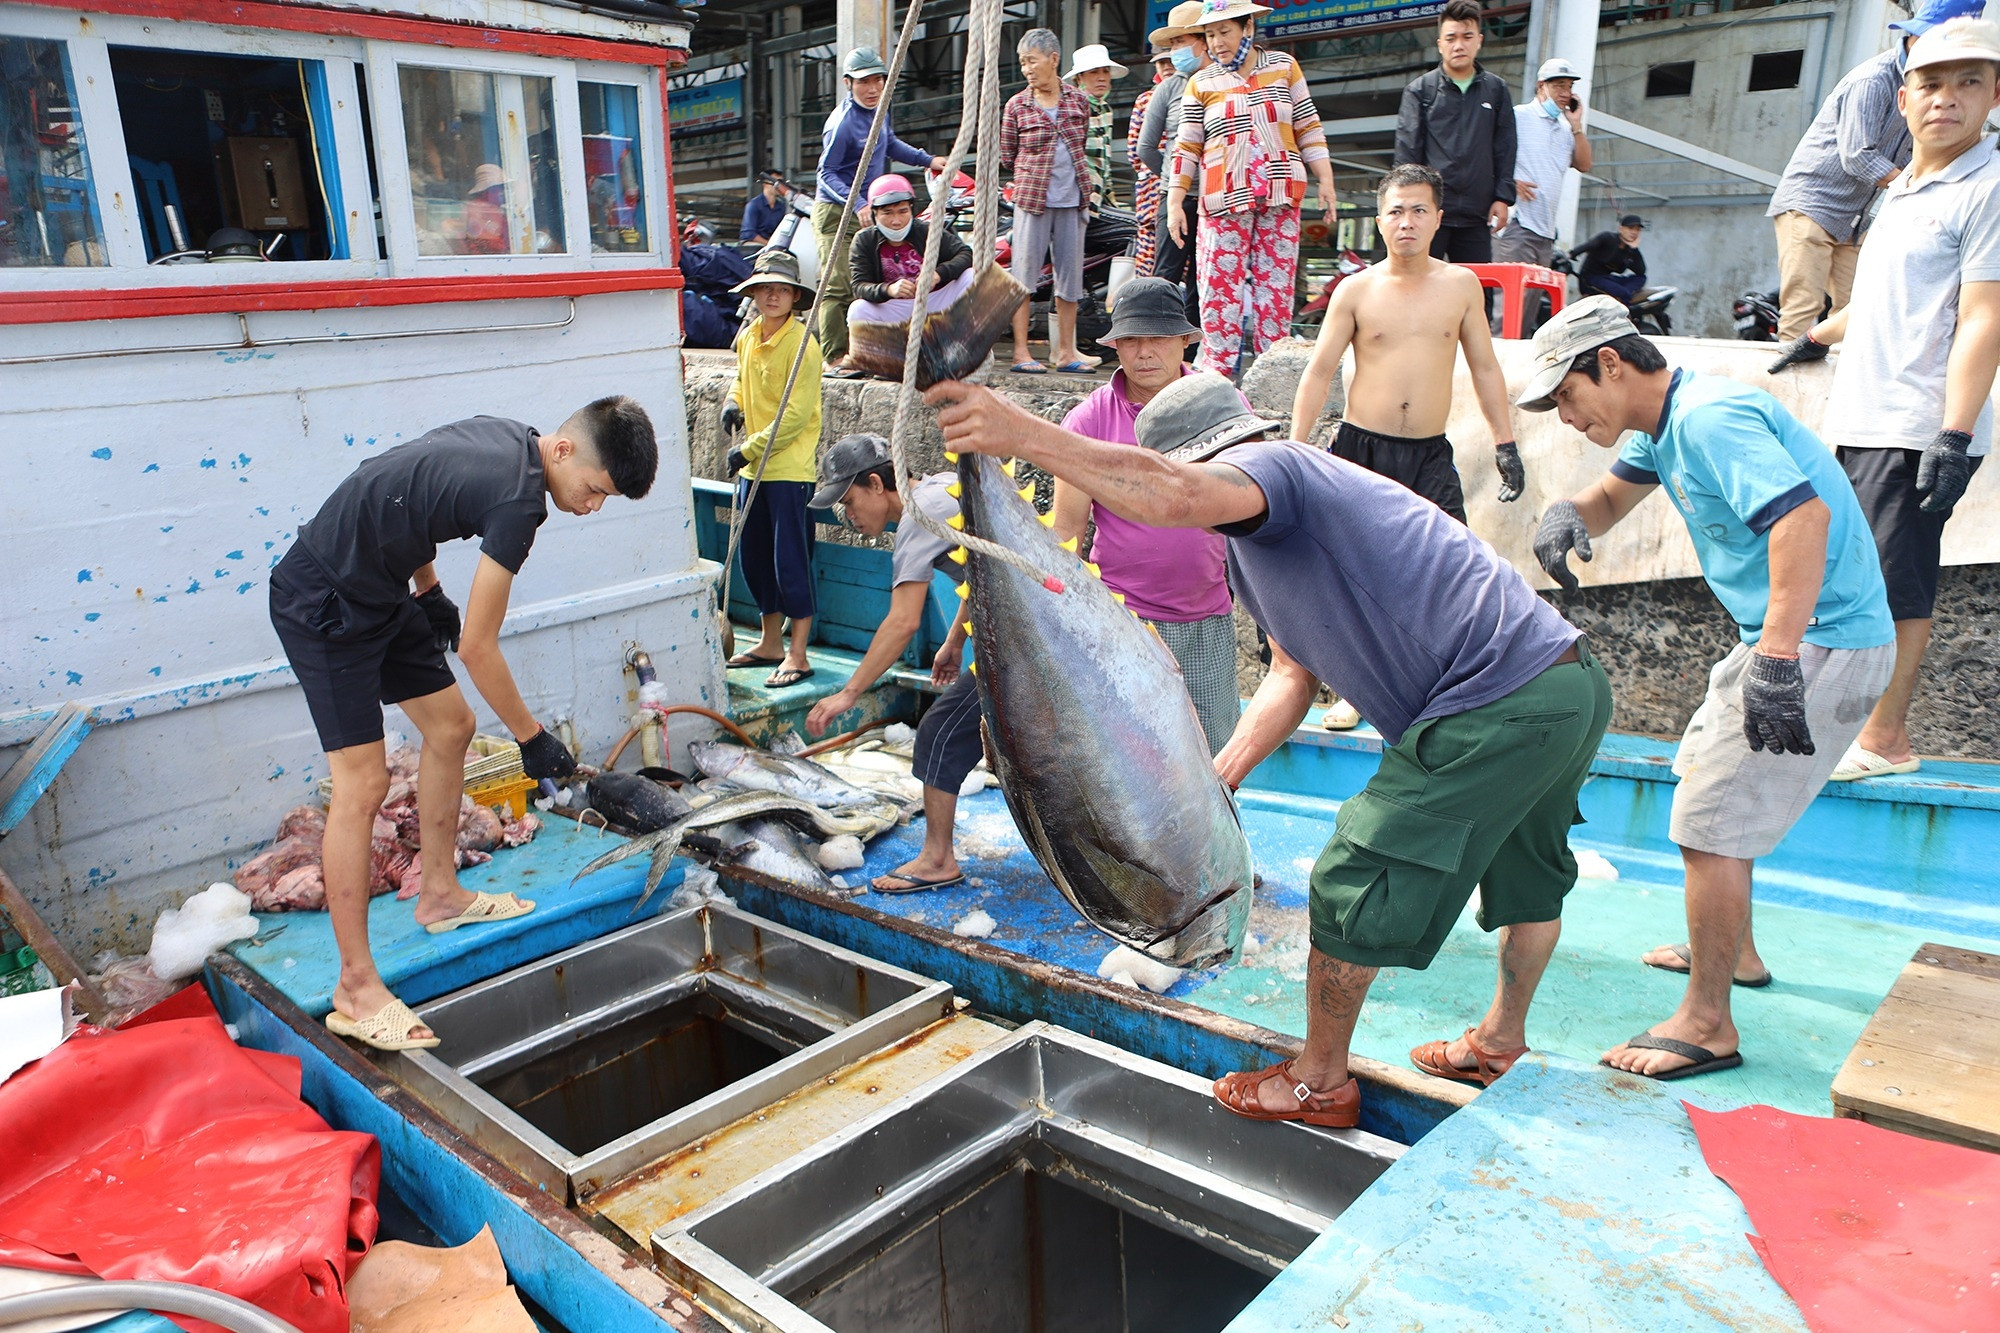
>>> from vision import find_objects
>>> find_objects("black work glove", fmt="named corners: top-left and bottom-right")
top-left (1533, 500), bottom-right (1593, 592)
top-left (1494, 441), bottom-right (1525, 504)
top-left (1742, 651), bottom-right (1813, 756)
top-left (518, 728), bottom-right (577, 781)
top-left (414, 584), bottom-right (460, 653)
top-left (1916, 429), bottom-right (1973, 514)
top-left (720, 400), bottom-right (744, 436)
top-left (1766, 333), bottom-right (1829, 375)
top-left (725, 448), bottom-right (749, 477)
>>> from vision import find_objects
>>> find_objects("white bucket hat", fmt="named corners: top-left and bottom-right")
top-left (1065, 44), bottom-right (1129, 80)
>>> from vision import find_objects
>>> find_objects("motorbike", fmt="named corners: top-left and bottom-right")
top-left (1626, 286), bottom-right (1678, 337)
top-left (1733, 289), bottom-right (1780, 341)
top-left (1292, 249), bottom-right (1370, 333)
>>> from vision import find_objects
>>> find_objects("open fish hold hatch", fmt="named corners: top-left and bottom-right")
top-left (653, 1024), bottom-right (1402, 1333)
top-left (389, 903), bottom-right (953, 1200)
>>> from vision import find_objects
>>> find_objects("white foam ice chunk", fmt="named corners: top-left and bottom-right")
top-left (637, 680), bottom-right (672, 708)
top-left (830, 875), bottom-right (852, 890)
top-left (146, 883), bottom-right (259, 981)
top-left (1574, 849), bottom-right (1620, 882)
top-left (952, 909), bottom-right (997, 939)
top-left (668, 865), bottom-right (736, 911)
top-left (957, 769), bottom-right (989, 796)
top-left (1107, 970), bottom-right (1139, 989)
top-left (1096, 945), bottom-right (1183, 994)
top-left (882, 723), bottom-right (916, 746)
top-left (817, 835), bottom-right (866, 870)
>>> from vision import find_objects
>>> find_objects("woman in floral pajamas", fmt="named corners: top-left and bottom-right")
top-left (1167, 0), bottom-right (1337, 376)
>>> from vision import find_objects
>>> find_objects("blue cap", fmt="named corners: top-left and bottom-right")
top-left (1892, 0), bottom-right (1986, 38)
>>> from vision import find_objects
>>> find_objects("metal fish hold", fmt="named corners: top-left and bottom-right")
top-left (956, 452), bottom-right (1254, 968)
top-left (845, 264), bottom-right (1029, 388)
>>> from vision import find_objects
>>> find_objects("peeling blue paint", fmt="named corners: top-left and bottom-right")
top-left (226, 551), bottom-right (244, 560)
top-left (84, 613), bottom-right (100, 622)
top-left (343, 434), bottom-right (355, 447)
top-left (161, 526), bottom-right (173, 533)
top-left (150, 667), bottom-right (163, 677)
top-left (237, 582), bottom-right (255, 594)
top-left (200, 458), bottom-right (218, 469)
top-left (264, 541), bottom-right (275, 550)
top-left (91, 447), bottom-right (112, 460)
top-left (237, 453), bottom-right (252, 468)
top-left (256, 507), bottom-right (270, 516)
top-left (185, 580), bottom-right (202, 594)
top-left (66, 671), bottom-right (83, 685)
top-left (154, 596), bottom-right (168, 604)
top-left (143, 463), bottom-right (160, 473)
top-left (76, 570), bottom-right (92, 583)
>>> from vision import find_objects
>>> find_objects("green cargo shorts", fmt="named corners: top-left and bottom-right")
top-left (1310, 642), bottom-right (1613, 970)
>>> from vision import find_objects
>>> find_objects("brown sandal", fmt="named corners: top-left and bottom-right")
top-left (1409, 1027), bottom-right (1528, 1087)
top-left (1212, 1060), bottom-right (1360, 1128)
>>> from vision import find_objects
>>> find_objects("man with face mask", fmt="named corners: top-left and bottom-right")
top-left (1497, 58), bottom-right (1592, 273)
top-left (846, 173), bottom-right (975, 352)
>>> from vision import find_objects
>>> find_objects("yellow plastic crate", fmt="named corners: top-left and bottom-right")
top-left (466, 771), bottom-right (537, 820)
top-left (315, 733), bottom-right (529, 809)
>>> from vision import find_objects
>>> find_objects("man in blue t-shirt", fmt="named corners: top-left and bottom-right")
top-left (1523, 295), bottom-right (1895, 1081)
top-left (926, 372), bottom-right (1611, 1131)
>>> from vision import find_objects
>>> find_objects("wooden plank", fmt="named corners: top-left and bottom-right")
top-left (1908, 942), bottom-right (2000, 983)
top-left (1851, 993), bottom-right (2000, 1071)
top-left (1831, 1037), bottom-right (2000, 1151)
top-left (0, 702), bottom-right (93, 837)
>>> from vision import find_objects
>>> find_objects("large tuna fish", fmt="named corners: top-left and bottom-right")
top-left (955, 453), bottom-right (1254, 968)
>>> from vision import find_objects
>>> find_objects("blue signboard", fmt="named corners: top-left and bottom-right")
top-left (668, 78), bottom-right (744, 136)
top-left (1145, 0), bottom-right (1444, 40)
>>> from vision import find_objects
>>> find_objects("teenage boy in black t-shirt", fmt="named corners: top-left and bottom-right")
top-left (269, 396), bottom-right (658, 1051)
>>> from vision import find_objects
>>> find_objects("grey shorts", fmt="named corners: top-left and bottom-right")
top-left (1669, 641), bottom-right (1895, 859)
top-left (1011, 204), bottom-right (1086, 303)
top-left (1492, 224), bottom-right (1555, 267)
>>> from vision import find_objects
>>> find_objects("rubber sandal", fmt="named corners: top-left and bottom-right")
top-left (826, 365), bottom-right (867, 379)
top-left (325, 998), bottom-right (439, 1051)
top-left (1828, 743), bottom-right (1920, 782)
top-left (1051, 360), bottom-right (1096, 374)
top-left (1605, 1032), bottom-right (1742, 1082)
top-left (1212, 1060), bottom-right (1359, 1128)
top-left (423, 890), bottom-right (535, 935)
top-left (726, 652), bottom-right (784, 668)
top-left (870, 870), bottom-right (966, 894)
top-left (1321, 699), bottom-right (1362, 731)
top-left (1409, 1027), bottom-right (1528, 1087)
top-left (1010, 361), bottom-right (1048, 375)
top-left (1642, 943), bottom-right (1773, 988)
top-left (765, 666), bottom-right (815, 689)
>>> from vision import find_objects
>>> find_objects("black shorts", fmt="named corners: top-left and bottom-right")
top-left (1330, 422), bottom-right (1468, 524)
top-left (269, 550), bottom-right (457, 752)
top-left (1838, 446), bottom-right (1983, 621)
top-left (913, 669), bottom-right (986, 795)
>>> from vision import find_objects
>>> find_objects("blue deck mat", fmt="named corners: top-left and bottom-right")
top-left (1224, 1054), bottom-right (1807, 1331)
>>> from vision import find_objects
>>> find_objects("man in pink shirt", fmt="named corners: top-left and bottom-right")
top-left (1051, 278), bottom-right (1240, 753)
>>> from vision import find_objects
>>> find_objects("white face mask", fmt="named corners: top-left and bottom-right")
top-left (879, 219), bottom-right (913, 243)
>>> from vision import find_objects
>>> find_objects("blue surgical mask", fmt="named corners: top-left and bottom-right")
top-left (1540, 97), bottom-right (1563, 121)
top-left (1170, 45), bottom-right (1201, 75)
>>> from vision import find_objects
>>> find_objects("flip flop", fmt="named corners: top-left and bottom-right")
top-left (325, 998), bottom-right (439, 1051)
top-left (1212, 1060), bottom-right (1360, 1128)
top-left (423, 890), bottom-right (535, 934)
top-left (826, 365), bottom-right (867, 379)
top-left (1051, 360), bottom-right (1097, 374)
top-left (765, 666), bottom-right (815, 689)
top-left (870, 870), bottom-right (966, 894)
top-left (1605, 1032), bottom-right (1742, 1081)
top-left (1828, 743), bottom-right (1920, 782)
top-left (1643, 943), bottom-right (1773, 988)
top-left (726, 652), bottom-right (784, 668)
top-left (1010, 361), bottom-right (1048, 375)
top-left (1409, 1027), bottom-right (1528, 1086)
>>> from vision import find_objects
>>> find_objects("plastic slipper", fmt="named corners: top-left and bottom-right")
top-left (423, 890), bottom-right (535, 935)
top-left (765, 666), bottom-right (815, 689)
top-left (1605, 1032), bottom-right (1742, 1081)
top-left (870, 870), bottom-right (966, 894)
top-left (1409, 1027), bottom-right (1528, 1086)
top-left (1642, 942), bottom-right (1773, 988)
top-left (1321, 699), bottom-right (1362, 731)
top-left (325, 998), bottom-right (440, 1051)
top-left (1212, 1060), bottom-right (1359, 1128)
top-left (1052, 360), bottom-right (1098, 374)
top-left (1010, 361), bottom-right (1048, 375)
top-left (726, 652), bottom-right (784, 668)
top-left (826, 365), bottom-right (867, 379)
top-left (1828, 743), bottom-right (1920, 782)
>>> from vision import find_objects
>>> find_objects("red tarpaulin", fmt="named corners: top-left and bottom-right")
top-left (0, 987), bottom-right (379, 1333)
top-left (1687, 1102), bottom-right (2000, 1333)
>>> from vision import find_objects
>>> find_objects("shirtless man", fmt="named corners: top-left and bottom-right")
top-left (1290, 162), bottom-right (1525, 523)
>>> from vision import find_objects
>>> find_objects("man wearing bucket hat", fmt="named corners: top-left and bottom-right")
top-left (1521, 294), bottom-right (1893, 1080)
top-left (801, 436), bottom-right (982, 897)
top-left (1048, 278), bottom-right (1241, 753)
top-left (722, 250), bottom-right (823, 688)
top-left (815, 46), bottom-right (950, 371)
top-left (1066, 43), bottom-right (1129, 210)
top-left (925, 371), bottom-right (1608, 1127)
top-left (1770, 17), bottom-right (2000, 787)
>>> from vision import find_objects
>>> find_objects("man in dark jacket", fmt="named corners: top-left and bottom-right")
top-left (1573, 215), bottom-right (1648, 305)
top-left (1394, 0), bottom-right (1517, 264)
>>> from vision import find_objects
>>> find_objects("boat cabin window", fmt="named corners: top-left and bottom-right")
top-left (580, 81), bottom-right (649, 255)
top-left (108, 46), bottom-right (347, 263)
top-left (398, 66), bottom-right (565, 257)
top-left (0, 35), bottom-right (107, 267)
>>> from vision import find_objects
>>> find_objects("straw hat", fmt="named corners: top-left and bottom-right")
top-left (1148, 0), bottom-right (1207, 47)
top-left (1065, 44), bottom-right (1129, 80)
top-left (1194, 1), bottom-right (1273, 27)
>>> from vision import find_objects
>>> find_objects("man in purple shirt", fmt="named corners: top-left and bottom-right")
top-left (1050, 279), bottom-right (1239, 753)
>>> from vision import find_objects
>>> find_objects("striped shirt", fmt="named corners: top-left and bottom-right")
top-left (1000, 83), bottom-right (1094, 216)
top-left (1086, 92), bottom-right (1118, 208)
top-left (1767, 46), bottom-right (1910, 244)
top-left (1171, 48), bottom-right (1329, 215)
top-left (1509, 100), bottom-right (1577, 239)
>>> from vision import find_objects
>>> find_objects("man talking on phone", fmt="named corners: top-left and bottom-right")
top-left (1497, 58), bottom-right (1592, 273)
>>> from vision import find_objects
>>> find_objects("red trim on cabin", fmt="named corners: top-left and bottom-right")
top-left (37, 0), bottom-right (690, 66)
top-left (0, 269), bottom-right (684, 325)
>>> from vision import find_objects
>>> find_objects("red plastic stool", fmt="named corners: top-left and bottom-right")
top-left (1465, 263), bottom-right (1567, 339)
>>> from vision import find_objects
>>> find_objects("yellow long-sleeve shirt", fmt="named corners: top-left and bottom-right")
top-left (729, 315), bottom-right (822, 481)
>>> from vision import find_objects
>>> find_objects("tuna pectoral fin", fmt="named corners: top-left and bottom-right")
top-left (1140, 883), bottom-right (1253, 970)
